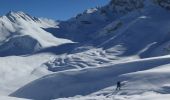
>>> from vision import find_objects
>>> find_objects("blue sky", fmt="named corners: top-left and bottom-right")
top-left (0, 0), bottom-right (110, 20)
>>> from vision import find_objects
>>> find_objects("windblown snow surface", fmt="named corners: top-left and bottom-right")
top-left (1, 0), bottom-right (170, 100)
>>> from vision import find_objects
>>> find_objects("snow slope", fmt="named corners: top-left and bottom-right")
top-left (96, 2), bottom-right (170, 58)
top-left (0, 96), bottom-right (29, 100)
top-left (10, 55), bottom-right (170, 100)
top-left (0, 53), bottom-right (55, 95)
top-left (56, 92), bottom-right (170, 100)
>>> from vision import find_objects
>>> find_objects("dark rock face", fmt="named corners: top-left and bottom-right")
top-left (155, 0), bottom-right (170, 10)
top-left (109, 0), bottom-right (144, 13)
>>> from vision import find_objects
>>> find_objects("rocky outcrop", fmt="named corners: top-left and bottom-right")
top-left (155, 0), bottom-right (170, 10)
top-left (109, 0), bottom-right (144, 13)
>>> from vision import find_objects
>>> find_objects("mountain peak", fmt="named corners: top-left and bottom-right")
top-left (6, 11), bottom-right (28, 17)
top-left (5, 11), bottom-right (40, 23)
top-left (85, 8), bottom-right (98, 14)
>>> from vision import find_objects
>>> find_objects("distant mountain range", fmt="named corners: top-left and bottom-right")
top-left (1, 0), bottom-right (170, 58)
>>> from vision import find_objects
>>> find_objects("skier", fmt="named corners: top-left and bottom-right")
top-left (116, 81), bottom-right (121, 91)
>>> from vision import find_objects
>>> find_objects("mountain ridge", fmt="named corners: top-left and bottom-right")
top-left (0, 11), bottom-right (73, 56)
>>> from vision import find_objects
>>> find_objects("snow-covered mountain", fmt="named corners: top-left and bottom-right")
top-left (0, 11), bottom-right (72, 56)
top-left (1, 0), bottom-right (170, 100)
top-left (48, 0), bottom-right (144, 42)
top-left (46, 0), bottom-right (170, 58)
top-left (42, 0), bottom-right (170, 72)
